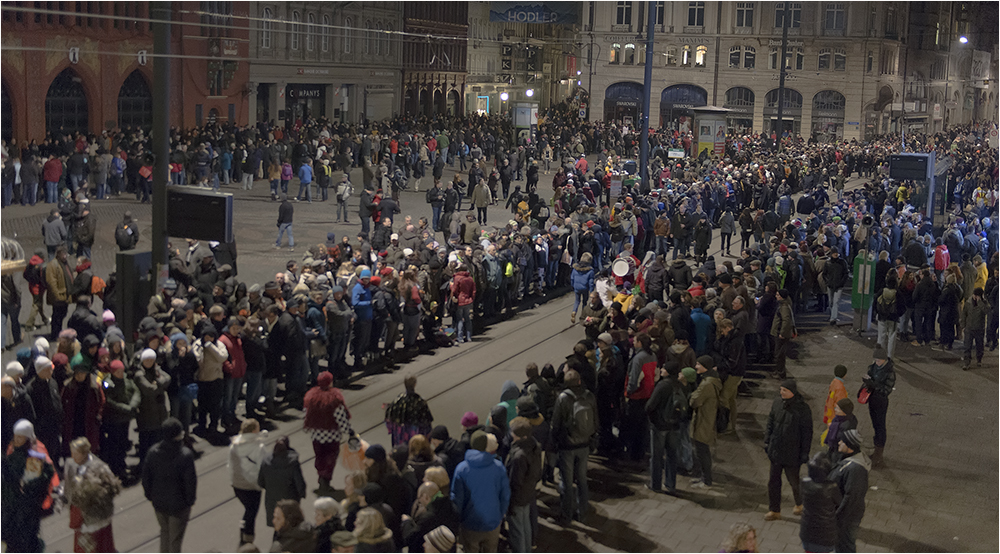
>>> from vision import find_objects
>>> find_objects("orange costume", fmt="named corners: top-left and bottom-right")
top-left (823, 376), bottom-right (848, 424)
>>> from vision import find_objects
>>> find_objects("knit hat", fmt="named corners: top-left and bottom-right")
top-left (611, 301), bottom-right (623, 312)
top-left (330, 531), bottom-right (358, 548)
top-left (59, 328), bottom-right (78, 340)
top-left (461, 411), bottom-right (479, 428)
top-left (485, 433), bottom-right (498, 453)
top-left (5, 361), bottom-right (23, 377)
top-left (873, 345), bottom-right (887, 360)
top-left (13, 419), bottom-right (35, 441)
top-left (681, 367), bottom-right (697, 384)
top-left (170, 332), bottom-right (188, 344)
top-left (361, 483), bottom-right (386, 505)
top-left (429, 425), bottom-right (450, 441)
top-left (402, 248), bottom-right (414, 257)
top-left (834, 364), bottom-right (848, 378)
top-left (110, 360), bottom-right (126, 373)
top-left (696, 355), bottom-right (715, 370)
top-left (510, 416), bottom-right (533, 439)
top-left (70, 353), bottom-right (88, 372)
top-left (597, 332), bottom-right (614, 345)
top-left (470, 430), bottom-right (488, 451)
top-left (516, 396), bottom-right (540, 419)
top-left (780, 379), bottom-right (798, 395)
top-left (425, 525), bottom-right (456, 553)
top-left (841, 429), bottom-right (862, 451)
top-left (360, 268), bottom-right (372, 279)
top-left (140, 348), bottom-right (157, 362)
top-left (317, 371), bottom-right (334, 388)
top-left (102, 310), bottom-right (116, 322)
top-left (836, 398), bottom-right (854, 417)
top-left (34, 337), bottom-right (50, 353)
top-left (365, 444), bottom-right (386, 463)
top-left (163, 417), bottom-right (184, 441)
top-left (53, 353), bottom-right (69, 366)
top-left (34, 356), bottom-right (52, 372)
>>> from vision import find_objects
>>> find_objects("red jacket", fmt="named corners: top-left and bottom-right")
top-left (934, 245), bottom-right (950, 271)
top-left (220, 332), bottom-right (247, 379)
top-left (42, 158), bottom-right (63, 183)
top-left (23, 255), bottom-right (47, 296)
top-left (451, 271), bottom-right (476, 307)
top-left (61, 376), bottom-right (105, 457)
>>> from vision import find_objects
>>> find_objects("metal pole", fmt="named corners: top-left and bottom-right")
top-left (901, 47), bottom-right (908, 150)
top-left (587, 33), bottom-right (594, 121)
top-left (151, 2), bottom-right (171, 278)
top-left (776, 1), bottom-right (790, 152)
top-left (639, 0), bottom-right (655, 192)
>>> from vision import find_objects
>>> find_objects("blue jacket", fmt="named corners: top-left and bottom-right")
top-left (690, 307), bottom-right (713, 355)
top-left (298, 164), bottom-right (313, 184)
top-left (570, 266), bottom-right (595, 293)
top-left (305, 300), bottom-right (326, 342)
top-left (451, 450), bottom-right (510, 532)
top-left (351, 282), bottom-right (373, 321)
top-left (778, 196), bottom-right (793, 217)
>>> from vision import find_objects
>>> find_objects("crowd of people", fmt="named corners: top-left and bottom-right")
top-left (1, 107), bottom-right (998, 553)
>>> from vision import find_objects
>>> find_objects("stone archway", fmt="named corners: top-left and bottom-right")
top-left (45, 68), bottom-right (89, 136)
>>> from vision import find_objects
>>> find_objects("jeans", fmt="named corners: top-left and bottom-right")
top-left (276, 223), bottom-right (294, 247)
top-left (572, 291), bottom-right (587, 317)
top-left (319, 185), bottom-right (329, 201)
top-left (721, 233), bottom-right (732, 253)
top-left (456, 304), bottom-right (473, 342)
top-left (913, 307), bottom-right (935, 344)
top-left (69, 173), bottom-right (85, 192)
top-left (242, 173), bottom-right (253, 191)
top-left (649, 428), bottom-right (681, 492)
top-left (802, 540), bottom-right (835, 552)
top-left (95, 180), bottom-right (107, 199)
top-left (22, 182), bottom-right (38, 205)
top-left (296, 181), bottom-right (311, 201)
top-left (244, 371), bottom-right (263, 415)
top-left (828, 288), bottom-right (843, 322)
top-left (868, 393), bottom-right (888, 448)
top-left (692, 440), bottom-right (713, 485)
top-left (836, 519), bottom-right (860, 553)
top-left (222, 375), bottom-right (244, 421)
top-left (876, 320), bottom-right (898, 359)
top-left (557, 446), bottom-right (590, 521)
top-left (507, 503), bottom-right (532, 553)
top-left (1, 181), bottom-right (11, 207)
top-left (337, 200), bottom-right (349, 222)
top-left (477, 206), bottom-right (487, 225)
top-left (169, 395), bottom-right (193, 436)
top-left (768, 462), bottom-right (802, 511)
top-left (197, 378), bottom-right (224, 432)
top-left (76, 243), bottom-right (92, 259)
top-left (964, 329), bottom-right (985, 365)
top-left (45, 181), bottom-right (59, 203)
top-left (352, 319), bottom-right (372, 367)
top-left (656, 236), bottom-right (670, 257)
top-left (360, 213), bottom-right (370, 236)
top-left (155, 508), bottom-right (191, 553)
top-left (460, 526), bottom-right (500, 554)
top-left (269, 179), bottom-right (279, 197)
top-left (432, 205), bottom-right (442, 231)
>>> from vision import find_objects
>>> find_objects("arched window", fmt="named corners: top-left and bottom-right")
top-left (682, 45), bottom-right (692, 66)
top-left (322, 15), bottom-right (331, 52)
top-left (725, 87), bottom-right (755, 107)
top-left (118, 70), bottom-right (152, 130)
top-left (386, 24), bottom-right (393, 56)
top-left (624, 43), bottom-right (636, 64)
top-left (833, 49), bottom-right (846, 71)
top-left (306, 13), bottom-right (316, 52)
top-left (381, 23), bottom-right (389, 56)
top-left (664, 47), bottom-right (677, 66)
top-left (729, 46), bottom-right (742, 68)
top-left (743, 46), bottom-right (756, 68)
top-left (375, 22), bottom-right (382, 56)
top-left (46, 68), bottom-right (89, 135)
top-left (813, 90), bottom-right (846, 111)
top-left (695, 45), bottom-right (708, 66)
top-left (344, 18), bottom-right (352, 54)
top-left (818, 48), bottom-right (831, 70)
top-left (365, 21), bottom-right (371, 55)
top-left (290, 11), bottom-right (300, 50)
top-left (610, 43), bottom-right (621, 63)
top-left (765, 88), bottom-right (803, 109)
top-left (261, 7), bottom-right (272, 49)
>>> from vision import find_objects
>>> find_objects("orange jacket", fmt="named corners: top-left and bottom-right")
top-left (823, 377), bottom-right (848, 425)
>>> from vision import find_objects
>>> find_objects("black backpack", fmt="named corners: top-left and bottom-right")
top-left (561, 388), bottom-right (596, 446)
top-left (115, 223), bottom-right (133, 249)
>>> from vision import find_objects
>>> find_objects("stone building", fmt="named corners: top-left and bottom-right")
top-left (402, 3), bottom-right (468, 116)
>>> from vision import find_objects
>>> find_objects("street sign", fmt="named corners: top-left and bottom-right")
top-left (668, 148), bottom-right (685, 159)
top-left (579, 108), bottom-right (586, 118)
top-left (989, 127), bottom-right (998, 149)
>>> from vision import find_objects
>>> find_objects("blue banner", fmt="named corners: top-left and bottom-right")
top-left (489, 2), bottom-right (579, 25)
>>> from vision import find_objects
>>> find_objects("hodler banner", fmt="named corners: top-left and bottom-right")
top-left (489, 2), bottom-right (580, 25)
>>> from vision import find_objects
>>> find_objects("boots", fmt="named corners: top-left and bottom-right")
top-left (570, 312), bottom-right (576, 324)
top-left (315, 477), bottom-right (334, 496)
top-left (240, 532), bottom-right (255, 546)
top-left (871, 446), bottom-right (885, 468)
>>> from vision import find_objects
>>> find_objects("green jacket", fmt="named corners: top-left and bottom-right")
top-left (689, 369), bottom-right (722, 446)
top-left (102, 374), bottom-right (140, 425)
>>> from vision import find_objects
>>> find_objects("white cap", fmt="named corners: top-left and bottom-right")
top-left (140, 348), bottom-right (157, 362)
top-left (34, 337), bottom-right (50, 353)
top-left (13, 419), bottom-right (35, 440)
top-left (390, 233), bottom-right (399, 241)
top-left (5, 361), bottom-right (24, 377)
top-left (402, 248), bottom-right (414, 257)
top-left (34, 356), bottom-right (53, 371)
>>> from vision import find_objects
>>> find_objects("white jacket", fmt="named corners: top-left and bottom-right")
top-left (229, 430), bottom-right (268, 491)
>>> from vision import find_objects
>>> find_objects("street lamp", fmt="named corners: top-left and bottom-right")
top-left (959, 35), bottom-right (968, 44)
top-left (500, 92), bottom-right (509, 101)
top-left (525, 89), bottom-right (534, 97)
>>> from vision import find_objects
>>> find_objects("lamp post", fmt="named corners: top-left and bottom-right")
top-left (585, 38), bottom-right (602, 121)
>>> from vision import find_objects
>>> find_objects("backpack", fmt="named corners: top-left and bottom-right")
top-left (561, 388), bottom-right (596, 446)
top-left (115, 223), bottom-right (133, 249)
top-left (660, 384), bottom-right (689, 430)
top-left (372, 290), bottom-right (389, 318)
top-left (715, 405), bottom-right (730, 434)
top-left (876, 289), bottom-right (897, 320)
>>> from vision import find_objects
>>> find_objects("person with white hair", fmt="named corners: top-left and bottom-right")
top-left (25, 356), bottom-right (62, 467)
top-left (65, 436), bottom-right (121, 552)
top-left (313, 496), bottom-right (345, 553)
top-left (2, 374), bottom-right (36, 450)
top-left (1, 419), bottom-right (55, 552)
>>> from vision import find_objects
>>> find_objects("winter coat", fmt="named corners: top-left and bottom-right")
top-left (771, 298), bottom-right (794, 339)
top-left (101, 373), bottom-right (140, 425)
top-left (219, 332), bottom-right (247, 379)
top-left (42, 215), bottom-right (67, 246)
top-left (960, 296), bottom-right (989, 332)
top-left (451, 449), bottom-right (511, 532)
top-left (822, 256), bottom-right (849, 291)
top-left (450, 271), bottom-right (476, 307)
top-left (229, 431), bottom-right (268, 491)
top-left (764, 393), bottom-right (813, 466)
top-left (400, 493), bottom-right (460, 553)
top-left (645, 376), bottom-right (688, 431)
top-left (865, 359), bottom-right (895, 398)
top-left (799, 478), bottom-right (842, 548)
top-left (827, 452), bottom-right (870, 525)
top-left (505, 436), bottom-right (542, 507)
top-left (141, 438), bottom-right (197, 516)
top-left (668, 260), bottom-right (693, 290)
top-left (134, 366), bottom-right (171, 432)
top-left (64, 454), bottom-right (119, 527)
top-left (193, 338), bottom-right (228, 382)
top-left (45, 257), bottom-right (73, 305)
top-left (270, 521), bottom-right (316, 553)
top-left (645, 260), bottom-right (669, 302)
top-left (61, 376), bottom-right (105, 456)
top-left (719, 212), bottom-right (736, 235)
top-left (257, 447), bottom-right (307, 526)
top-left (689, 369), bottom-right (722, 446)
top-left (571, 261), bottom-right (595, 293)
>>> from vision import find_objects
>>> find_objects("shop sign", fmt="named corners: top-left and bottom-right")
top-left (297, 68), bottom-right (330, 75)
top-left (287, 85), bottom-right (323, 99)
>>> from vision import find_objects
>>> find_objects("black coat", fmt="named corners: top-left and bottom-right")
top-left (141, 438), bottom-right (197, 516)
top-left (799, 478), bottom-right (842, 548)
top-left (505, 436), bottom-right (542, 507)
top-left (400, 494), bottom-right (461, 553)
top-left (764, 393), bottom-right (813, 466)
top-left (257, 448), bottom-right (307, 527)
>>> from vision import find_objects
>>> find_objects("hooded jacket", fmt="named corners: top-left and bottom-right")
top-left (451, 270), bottom-right (476, 307)
top-left (229, 430), bottom-right (268, 491)
top-left (141, 437), bottom-right (197, 516)
top-left (827, 452), bottom-right (870, 525)
top-left (764, 389), bottom-right (814, 466)
top-left (451, 449), bottom-right (510, 532)
top-left (257, 447), bottom-right (307, 526)
top-left (193, 338), bottom-right (228, 382)
top-left (668, 260), bottom-right (693, 290)
top-left (505, 436), bottom-right (542, 507)
top-left (134, 365), bottom-right (171, 432)
top-left (571, 255), bottom-right (595, 293)
top-left (689, 369), bottom-right (722, 446)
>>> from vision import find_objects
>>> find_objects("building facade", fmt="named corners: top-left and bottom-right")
top-left (402, 3), bottom-right (468, 116)
top-left (583, 1), bottom-right (997, 142)
top-left (1, 1), bottom-right (251, 143)
top-left (466, 1), bottom-right (580, 116)
top-left (247, 1), bottom-right (403, 125)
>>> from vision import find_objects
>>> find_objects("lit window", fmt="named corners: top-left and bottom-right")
top-left (665, 47), bottom-right (677, 66)
top-left (695, 45), bottom-right (708, 67)
top-left (682, 45), bottom-right (692, 66)
top-left (624, 43), bottom-right (636, 64)
top-left (610, 43), bottom-right (621, 63)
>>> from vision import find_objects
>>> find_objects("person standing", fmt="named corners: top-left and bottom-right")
top-left (426, 180), bottom-right (445, 232)
top-left (229, 419), bottom-right (268, 547)
top-left (505, 417), bottom-right (542, 553)
top-left (451, 265), bottom-right (476, 344)
top-left (960, 287), bottom-right (988, 370)
top-left (25, 357), bottom-right (62, 462)
top-left (623, 333), bottom-right (656, 462)
top-left (689, 356), bottom-right (722, 489)
top-left (134, 348), bottom-right (171, 466)
top-left (862, 345), bottom-right (894, 468)
top-left (336, 174), bottom-right (353, 223)
top-left (100, 359), bottom-right (140, 479)
top-left (799, 452), bottom-right (840, 553)
top-left (296, 158), bottom-right (313, 202)
top-left (65, 437), bottom-right (121, 552)
top-left (142, 418), bottom-right (197, 553)
top-left (257, 436), bottom-right (307, 534)
top-left (276, 194), bottom-right (295, 251)
top-left (450, 430), bottom-right (510, 552)
top-left (822, 249), bottom-right (849, 325)
top-left (827, 429), bottom-right (869, 553)
top-left (303, 371), bottom-right (353, 496)
top-left (1, 420), bottom-right (56, 553)
top-left (550, 369), bottom-right (597, 525)
top-left (763, 380), bottom-right (813, 521)
top-left (874, 274), bottom-right (903, 359)
top-left (470, 178), bottom-right (492, 226)
top-left (193, 324), bottom-right (228, 437)
top-left (383, 374), bottom-right (434, 447)
top-left (645, 364), bottom-right (688, 495)
top-left (770, 288), bottom-right (795, 379)
top-left (45, 246), bottom-right (74, 339)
